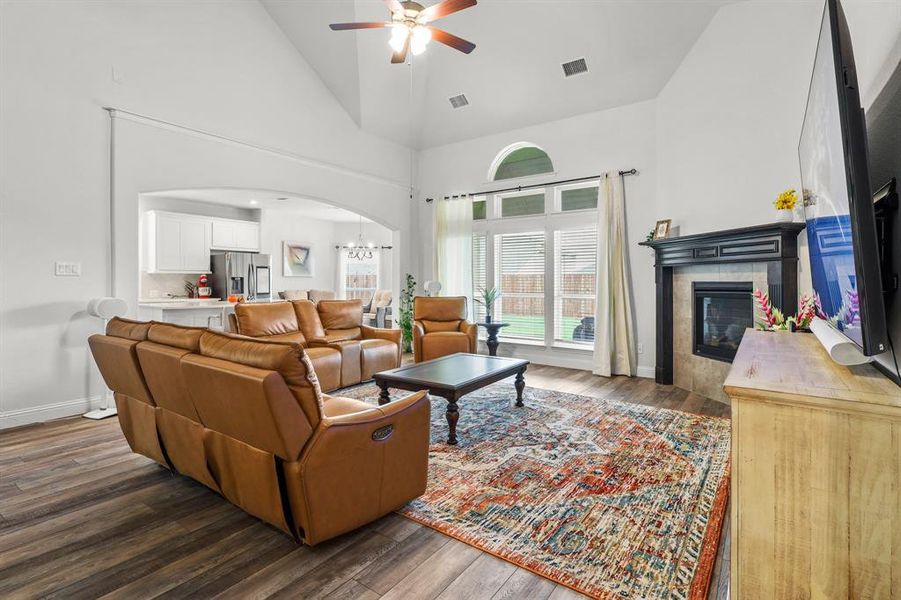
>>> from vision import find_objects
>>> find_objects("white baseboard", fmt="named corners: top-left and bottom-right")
top-left (636, 365), bottom-right (656, 379)
top-left (0, 395), bottom-right (103, 430)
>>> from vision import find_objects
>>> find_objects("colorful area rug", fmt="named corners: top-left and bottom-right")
top-left (343, 382), bottom-right (731, 600)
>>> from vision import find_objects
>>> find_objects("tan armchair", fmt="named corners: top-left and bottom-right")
top-left (412, 296), bottom-right (477, 362)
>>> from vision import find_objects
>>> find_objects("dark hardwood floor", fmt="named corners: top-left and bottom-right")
top-left (0, 364), bottom-right (731, 600)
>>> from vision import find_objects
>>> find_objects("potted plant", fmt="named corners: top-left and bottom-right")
top-left (398, 273), bottom-right (417, 353)
top-left (773, 188), bottom-right (798, 222)
top-left (752, 289), bottom-right (820, 331)
top-left (474, 286), bottom-right (501, 323)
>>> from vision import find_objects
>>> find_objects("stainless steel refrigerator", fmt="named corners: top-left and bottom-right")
top-left (210, 252), bottom-right (272, 301)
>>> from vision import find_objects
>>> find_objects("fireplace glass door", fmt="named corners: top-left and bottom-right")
top-left (693, 282), bottom-right (753, 362)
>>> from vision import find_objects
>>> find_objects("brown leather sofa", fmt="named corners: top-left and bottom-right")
top-left (89, 318), bottom-right (430, 545)
top-left (412, 296), bottom-right (478, 362)
top-left (233, 299), bottom-right (401, 388)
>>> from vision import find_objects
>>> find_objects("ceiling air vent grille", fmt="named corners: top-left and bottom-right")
top-left (562, 58), bottom-right (588, 77)
top-left (448, 93), bottom-right (469, 109)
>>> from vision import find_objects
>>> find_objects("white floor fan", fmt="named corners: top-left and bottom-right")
top-left (84, 297), bottom-right (128, 420)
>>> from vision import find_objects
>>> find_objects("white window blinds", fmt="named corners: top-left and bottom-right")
top-left (495, 231), bottom-right (545, 340)
top-left (472, 232), bottom-right (487, 323)
top-left (554, 228), bottom-right (597, 344)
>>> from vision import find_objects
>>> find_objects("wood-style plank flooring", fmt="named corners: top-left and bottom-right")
top-left (0, 364), bottom-right (731, 599)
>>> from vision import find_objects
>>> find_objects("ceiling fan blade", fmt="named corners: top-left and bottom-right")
top-left (383, 0), bottom-right (404, 14)
top-left (428, 27), bottom-right (476, 54)
top-left (391, 35), bottom-right (410, 64)
top-left (419, 0), bottom-right (477, 23)
top-left (329, 22), bottom-right (390, 31)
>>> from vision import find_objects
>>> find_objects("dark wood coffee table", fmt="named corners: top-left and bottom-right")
top-left (374, 353), bottom-right (529, 445)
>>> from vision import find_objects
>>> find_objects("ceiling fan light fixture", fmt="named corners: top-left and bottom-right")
top-left (330, 0), bottom-right (477, 62)
top-left (389, 23), bottom-right (408, 51)
top-left (410, 25), bottom-right (431, 55)
top-left (412, 25), bottom-right (431, 44)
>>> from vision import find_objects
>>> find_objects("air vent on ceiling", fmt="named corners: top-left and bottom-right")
top-left (448, 93), bottom-right (469, 109)
top-left (562, 57), bottom-right (588, 78)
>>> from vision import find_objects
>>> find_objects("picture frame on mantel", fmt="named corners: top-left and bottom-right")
top-left (283, 241), bottom-right (315, 277)
top-left (654, 219), bottom-right (672, 240)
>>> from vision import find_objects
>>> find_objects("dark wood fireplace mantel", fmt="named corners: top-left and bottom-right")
top-left (639, 222), bottom-right (806, 385)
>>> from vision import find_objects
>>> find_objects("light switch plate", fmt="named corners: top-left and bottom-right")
top-left (55, 261), bottom-right (82, 277)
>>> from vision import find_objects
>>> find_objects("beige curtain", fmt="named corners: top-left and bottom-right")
top-left (435, 196), bottom-right (474, 312)
top-left (593, 172), bottom-right (637, 377)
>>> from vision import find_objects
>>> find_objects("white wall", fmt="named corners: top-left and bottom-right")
top-left (655, 1), bottom-right (823, 237)
top-left (416, 100), bottom-right (658, 376)
top-left (261, 212), bottom-right (337, 295)
top-left (0, 0), bottom-right (414, 428)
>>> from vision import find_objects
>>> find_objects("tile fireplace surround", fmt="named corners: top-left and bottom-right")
top-left (641, 222), bottom-right (806, 403)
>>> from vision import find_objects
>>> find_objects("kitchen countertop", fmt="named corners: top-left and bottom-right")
top-left (138, 298), bottom-right (284, 310)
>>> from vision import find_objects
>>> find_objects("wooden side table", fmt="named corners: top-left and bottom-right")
top-left (477, 322), bottom-right (508, 356)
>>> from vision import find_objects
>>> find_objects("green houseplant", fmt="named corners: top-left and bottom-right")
top-left (398, 273), bottom-right (417, 353)
top-left (474, 286), bottom-right (501, 323)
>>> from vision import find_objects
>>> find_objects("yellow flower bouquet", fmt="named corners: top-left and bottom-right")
top-left (774, 189), bottom-right (798, 210)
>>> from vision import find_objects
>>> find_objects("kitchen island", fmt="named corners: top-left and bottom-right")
top-left (137, 298), bottom-right (284, 330)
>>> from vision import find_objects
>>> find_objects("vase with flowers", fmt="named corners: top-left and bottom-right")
top-left (774, 188), bottom-right (798, 223)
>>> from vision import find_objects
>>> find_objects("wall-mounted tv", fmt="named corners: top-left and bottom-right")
top-left (799, 0), bottom-right (889, 357)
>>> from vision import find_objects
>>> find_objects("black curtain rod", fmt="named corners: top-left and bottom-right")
top-left (426, 169), bottom-right (637, 202)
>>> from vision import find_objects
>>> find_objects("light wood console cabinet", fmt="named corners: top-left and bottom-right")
top-left (725, 330), bottom-right (900, 598)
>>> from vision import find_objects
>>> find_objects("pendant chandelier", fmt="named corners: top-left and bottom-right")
top-left (346, 215), bottom-right (375, 260)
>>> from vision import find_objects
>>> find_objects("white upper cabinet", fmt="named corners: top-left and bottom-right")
top-left (154, 213), bottom-right (184, 271)
top-left (143, 212), bottom-right (259, 273)
top-left (210, 218), bottom-right (260, 251)
top-left (144, 211), bottom-right (212, 273)
top-left (180, 219), bottom-right (213, 272)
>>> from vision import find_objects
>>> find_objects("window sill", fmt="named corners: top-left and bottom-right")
top-left (497, 337), bottom-right (545, 348)
top-left (491, 338), bottom-right (593, 353)
top-left (552, 341), bottom-right (594, 352)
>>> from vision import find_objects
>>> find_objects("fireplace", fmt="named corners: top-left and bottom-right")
top-left (640, 222), bottom-right (805, 387)
top-left (692, 282), bottom-right (753, 362)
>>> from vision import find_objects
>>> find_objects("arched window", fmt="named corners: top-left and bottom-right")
top-left (489, 143), bottom-right (554, 181)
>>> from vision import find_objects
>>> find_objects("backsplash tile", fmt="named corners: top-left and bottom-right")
top-left (140, 272), bottom-right (204, 299)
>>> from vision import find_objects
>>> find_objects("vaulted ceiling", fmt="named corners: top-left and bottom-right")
top-left (262, 0), bottom-right (732, 149)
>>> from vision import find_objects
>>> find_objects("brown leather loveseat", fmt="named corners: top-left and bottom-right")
top-left (232, 299), bottom-right (401, 388)
top-left (413, 296), bottom-right (478, 362)
top-left (88, 318), bottom-right (430, 545)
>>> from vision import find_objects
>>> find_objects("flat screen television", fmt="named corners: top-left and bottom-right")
top-left (799, 0), bottom-right (889, 357)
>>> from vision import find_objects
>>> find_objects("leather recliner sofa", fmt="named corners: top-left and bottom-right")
top-left (232, 299), bottom-right (401, 388)
top-left (412, 296), bottom-right (478, 362)
top-left (88, 318), bottom-right (430, 545)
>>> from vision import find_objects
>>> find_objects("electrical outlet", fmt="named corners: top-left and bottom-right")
top-left (637, 342), bottom-right (644, 354)
top-left (55, 261), bottom-right (82, 277)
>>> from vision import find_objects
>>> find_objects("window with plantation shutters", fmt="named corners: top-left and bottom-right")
top-left (344, 255), bottom-right (378, 301)
top-left (554, 228), bottom-right (597, 344)
top-left (472, 232), bottom-right (487, 323)
top-left (495, 232), bottom-right (545, 341)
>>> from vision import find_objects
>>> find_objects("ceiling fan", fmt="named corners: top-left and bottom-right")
top-left (329, 0), bottom-right (477, 64)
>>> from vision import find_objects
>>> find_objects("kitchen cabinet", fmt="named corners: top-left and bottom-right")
top-left (210, 218), bottom-right (260, 252)
top-left (144, 211), bottom-right (212, 273)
